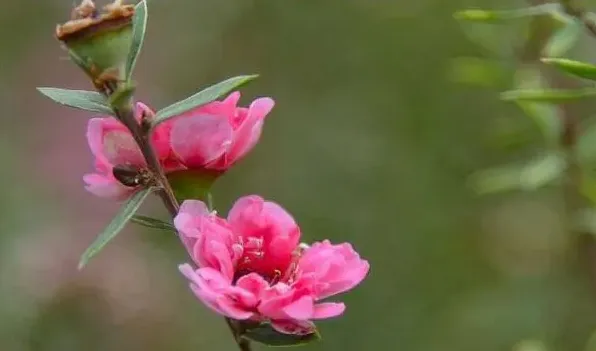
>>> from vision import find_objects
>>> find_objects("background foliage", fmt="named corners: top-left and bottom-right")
top-left (3, 0), bottom-right (596, 350)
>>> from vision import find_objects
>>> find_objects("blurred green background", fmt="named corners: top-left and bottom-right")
top-left (4, 0), bottom-right (596, 350)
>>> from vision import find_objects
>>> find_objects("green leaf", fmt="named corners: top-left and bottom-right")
top-left (242, 324), bottom-right (320, 347)
top-left (153, 75), bottom-right (259, 128)
top-left (469, 165), bottom-right (525, 195)
top-left (543, 19), bottom-right (582, 57)
top-left (501, 88), bottom-right (596, 103)
top-left (131, 215), bottom-right (176, 232)
top-left (79, 187), bottom-right (154, 269)
top-left (37, 87), bottom-right (113, 115)
top-left (125, 0), bottom-right (148, 79)
top-left (519, 152), bottom-right (566, 190)
top-left (448, 57), bottom-right (505, 88)
top-left (512, 67), bottom-right (562, 146)
top-left (469, 152), bottom-right (566, 194)
top-left (541, 57), bottom-right (596, 81)
top-left (454, 4), bottom-right (560, 23)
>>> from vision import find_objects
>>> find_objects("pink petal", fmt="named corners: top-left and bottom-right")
top-left (227, 97), bottom-right (275, 163)
top-left (179, 200), bottom-right (210, 218)
top-left (83, 173), bottom-right (133, 200)
top-left (87, 118), bottom-right (115, 166)
top-left (179, 263), bottom-right (199, 281)
top-left (236, 273), bottom-right (270, 297)
top-left (298, 241), bottom-right (370, 299)
top-left (174, 200), bottom-right (210, 252)
top-left (88, 118), bottom-right (146, 166)
top-left (222, 91), bottom-right (241, 110)
top-left (227, 195), bottom-right (265, 229)
top-left (134, 102), bottom-right (154, 122)
top-left (259, 283), bottom-right (306, 321)
top-left (191, 92), bottom-right (241, 118)
top-left (103, 130), bottom-right (145, 166)
top-left (170, 114), bottom-right (234, 168)
top-left (312, 302), bottom-right (345, 319)
top-left (318, 260), bottom-right (370, 300)
top-left (262, 201), bottom-right (301, 243)
top-left (189, 218), bottom-right (236, 272)
top-left (179, 264), bottom-right (228, 315)
top-left (189, 282), bottom-right (227, 316)
top-left (215, 295), bottom-right (254, 320)
top-left (226, 284), bottom-right (260, 308)
top-left (282, 295), bottom-right (315, 320)
top-left (204, 239), bottom-right (235, 280)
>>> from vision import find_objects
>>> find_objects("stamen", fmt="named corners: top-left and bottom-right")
top-left (281, 248), bottom-right (303, 283)
top-left (270, 269), bottom-right (282, 285)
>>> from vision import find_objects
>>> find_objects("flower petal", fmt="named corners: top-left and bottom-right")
top-left (298, 241), bottom-right (369, 299)
top-left (179, 199), bottom-right (210, 218)
top-left (236, 273), bottom-right (270, 297)
top-left (227, 97), bottom-right (274, 163)
top-left (282, 295), bottom-right (314, 320)
top-left (83, 173), bottom-right (133, 200)
top-left (312, 302), bottom-right (345, 319)
top-left (170, 114), bottom-right (234, 168)
top-left (215, 295), bottom-right (254, 320)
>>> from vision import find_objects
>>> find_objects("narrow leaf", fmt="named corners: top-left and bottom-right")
top-left (469, 153), bottom-right (565, 194)
top-left (153, 75), bottom-right (259, 128)
top-left (519, 152), bottom-right (566, 190)
top-left (501, 88), bottom-right (596, 103)
top-left (242, 324), bottom-right (320, 347)
top-left (125, 0), bottom-right (148, 79)
top-left (79, 187), bottom-right (154, 269)
top-left (469, 165), bottom-right (525, 195)
top-left (541, 57), bottom-right (596, 81)
top-left (448, 57), bottom-right (505, 88)
top-left (131, 215), bottom-right (176, 232)
top-left (512, 67), bottom-right (562, 146)
top-left (543, 19), bottom-right (582, 57)
top-left (454, 4), bottom-right (560, 23)
top-left (37, 87), bottom-right (113, 115)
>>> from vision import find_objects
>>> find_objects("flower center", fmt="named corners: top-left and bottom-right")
top-left (233, 235), bottom-right (302, 284)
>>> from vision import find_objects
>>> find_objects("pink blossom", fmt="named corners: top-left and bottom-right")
top-left (175, 195), bottom-right (369, 335)
top-left (84, 102), bottom-right (176, 200)
top-left (84, 93), bottom-right (274, 199)
top-left (169, 92), bottom-right (274, 171)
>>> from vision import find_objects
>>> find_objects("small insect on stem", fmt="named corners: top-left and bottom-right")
top-left (112, 164), bottom-right (154, 187)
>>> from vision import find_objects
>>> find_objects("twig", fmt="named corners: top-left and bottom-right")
top-left (114, 104), bottom-right (180, 216)
top-left (109, 93), bottom-right (251, 351)
top-left (560, 0), bottom-right (596, 38)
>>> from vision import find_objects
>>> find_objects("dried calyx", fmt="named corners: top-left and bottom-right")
top-left (56, 0), bottom-right (135, 91)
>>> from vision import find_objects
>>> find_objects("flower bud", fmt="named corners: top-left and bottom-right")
top-left (56, 0), bottom-right (135, 90)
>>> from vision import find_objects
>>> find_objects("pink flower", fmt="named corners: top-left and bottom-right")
top-left (84, 93), bottom-right (274, 200)
top-left (169, 92), bottom-right (274, 171)
top-left (175, 195), bottom-right (369, 335)
top-left (84, 102), bottom-right (178, 200)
